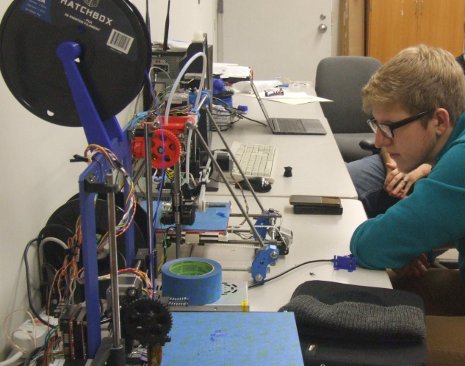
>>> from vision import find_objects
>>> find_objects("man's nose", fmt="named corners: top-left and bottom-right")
top-left (374, 129), bottom-right (392, 148)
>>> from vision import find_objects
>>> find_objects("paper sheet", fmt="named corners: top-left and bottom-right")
top-left (240, 91), bottom-right (332, 105)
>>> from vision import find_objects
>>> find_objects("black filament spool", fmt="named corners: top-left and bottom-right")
top-left (0, 0), bottom-right (151, 127)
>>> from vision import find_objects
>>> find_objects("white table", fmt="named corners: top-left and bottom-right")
top-left (191, 195), bottom-right (391, 311)
top-left (209, 92), bottom-right (358, 198)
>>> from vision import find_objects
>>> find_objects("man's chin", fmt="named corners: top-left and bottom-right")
top-left (391, 158), bottom-right (409, 173)
top-left (396, 161), bottom-right (415, 174)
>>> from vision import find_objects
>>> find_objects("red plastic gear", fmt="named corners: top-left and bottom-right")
top-left (131, 136), bottom-right (145, 159)
top-left (151, 129), bottom-right (182, 169)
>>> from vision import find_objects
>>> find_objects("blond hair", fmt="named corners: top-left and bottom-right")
top-left (362, 44), bottom-right (465, 125)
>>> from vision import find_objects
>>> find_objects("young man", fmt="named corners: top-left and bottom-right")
top-left (347, 51), bottom-right (465, 218)
top-left (350, 45), bottom-right (465, 365)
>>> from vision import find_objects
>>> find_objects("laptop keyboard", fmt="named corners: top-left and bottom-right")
top-left (272, 118), bottom-right (305, 133)
top-left (230, 141), bottom-right (277, 183)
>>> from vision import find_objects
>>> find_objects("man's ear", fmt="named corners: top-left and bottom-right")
top-left (434, 108), bottom-right (451, 136)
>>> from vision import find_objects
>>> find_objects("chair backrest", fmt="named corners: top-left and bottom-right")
top-left (315, 56), bottom-right (381, 134)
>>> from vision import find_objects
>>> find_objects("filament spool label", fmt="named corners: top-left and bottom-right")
top-left (0, 0), bottom-right (151, 126)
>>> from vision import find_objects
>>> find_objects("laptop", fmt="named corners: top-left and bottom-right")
top-left (250, 80), bottom-right (327, 135)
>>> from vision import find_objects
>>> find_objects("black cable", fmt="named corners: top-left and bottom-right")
top-left (162, 0), bottom-right (171, 51)
top-left (211, 97), bottom-right (237, 112)
top-left (248, 259), bottom-right (334, 289)
top-left (232, 112), bottom-right (267, 126)
top-left (23, 239), bottom-right (57, 328)
top-left (37, 223), bottom-right (74, 309)
top-left (40, 263), bottom-right (58, 313)
top-left (145, 0), bottom-right (151, 44)
top-left (212, 97), bottom-right (267, 127)
top-left (23, 346), bottom-right (44, 366)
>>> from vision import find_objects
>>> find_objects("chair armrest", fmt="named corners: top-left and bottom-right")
top-left (432, 248), bottom-right (459, 269)
top-left (359, 139), bottom-right (380, 154)
top-left (432, 259), bottom-right (459, 269)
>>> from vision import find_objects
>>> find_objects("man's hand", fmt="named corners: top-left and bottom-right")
top-left (384, 162), bottom-right (408, 198)
top-left (393, 253), bottom-right (430, 278)
top-left (384, 162), bottom-right (432, 198)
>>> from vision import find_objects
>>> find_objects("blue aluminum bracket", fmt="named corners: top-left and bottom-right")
top-left (56, 41), bottom-right (135, 358)
top-left (251, 245), bottom-right (279, 284)
top-left (253, 209), bottom-right (279, 240)
top-left (251, 210), bottom-right (281, 283)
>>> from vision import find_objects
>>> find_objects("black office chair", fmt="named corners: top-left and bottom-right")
top-left (315, 56), bottom-right (382, 162)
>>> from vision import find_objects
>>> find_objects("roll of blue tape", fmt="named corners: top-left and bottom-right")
top-left (161, 257), bottom-right (222, 305)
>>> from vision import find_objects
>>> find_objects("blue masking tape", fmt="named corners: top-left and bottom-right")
top-left (161, 257), bottom-right (222, 305)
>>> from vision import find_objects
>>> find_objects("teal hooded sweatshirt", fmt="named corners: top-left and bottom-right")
top-left (351, 112), bottom-right (465, 282)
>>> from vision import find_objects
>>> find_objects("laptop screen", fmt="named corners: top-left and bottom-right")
top-left (250, 79), bottom-right (272, 123)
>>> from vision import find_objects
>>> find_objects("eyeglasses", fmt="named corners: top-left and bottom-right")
top-left (367, 110), bottom-right (431, 139)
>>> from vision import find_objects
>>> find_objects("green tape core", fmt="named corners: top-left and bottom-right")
top-left (169, 260), bottom-right (214, 276)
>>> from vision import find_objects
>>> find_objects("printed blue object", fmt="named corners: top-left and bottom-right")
top-left (333, 254), bottom-right (357, 272)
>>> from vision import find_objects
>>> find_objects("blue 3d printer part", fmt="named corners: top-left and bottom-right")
top-left (251, 245), bottom-right (279, 283)
top-left (0, 0), bottom-right (151, 359)
top-left (253, 208), bottom-right (279, 240)
top-left (57, 41), bottom-right (135, 358)
top-left (333, 255), bottom-right (357, 272)
top-left (251, 209), bottom-right (281, 283)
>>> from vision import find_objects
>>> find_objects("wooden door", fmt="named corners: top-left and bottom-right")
top-left (367, 0), bottom-right (465, 63)
top-left (367, 0), bottom-right (418, 63)
top-left (417, 0), bottom-right (465, 56)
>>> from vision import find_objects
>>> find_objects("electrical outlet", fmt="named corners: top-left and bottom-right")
top-left (13, 319), bottom-right (49, 353)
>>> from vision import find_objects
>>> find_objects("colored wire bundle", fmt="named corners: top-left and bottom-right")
top-left (40, 144), bottom-right (139, 314)
top-left (41, 327), bottom-right (60, 365)
top-left (83, 144), bottom-right (137, 241)
top-left (48, 218), bottom-right (83, 311)
top-left (98, 267), bottom-right (153, 297)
